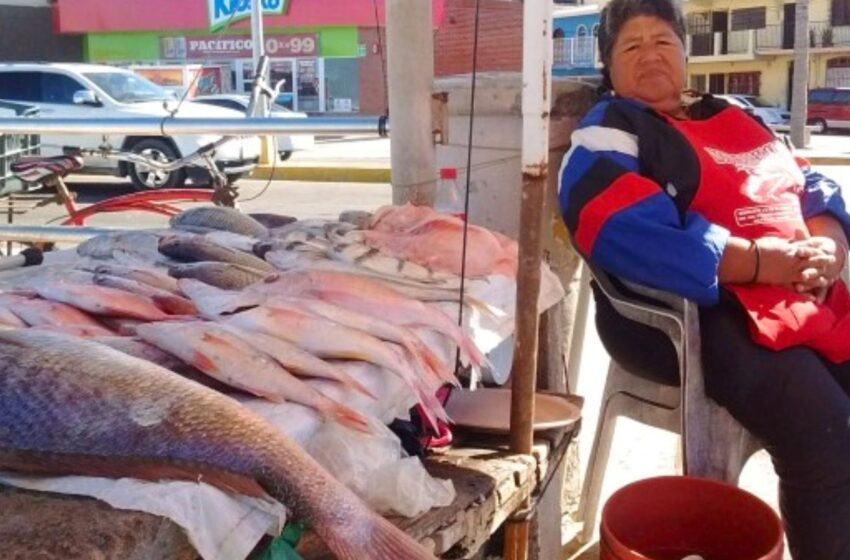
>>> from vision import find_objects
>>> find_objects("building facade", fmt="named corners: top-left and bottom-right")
top-left (52, 0), bottom-right (446, 115)
top-left (684, 0), bottom-right (850, 109)
top-left (552, 5), bottom-right (602, 80)
top-left (0, 0), bottom-right (83, 62)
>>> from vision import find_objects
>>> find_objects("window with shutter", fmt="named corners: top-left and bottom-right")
top-left (833, 0), bottom-right (850, 26)
top-left (731, 7), bottom-right (766, 30)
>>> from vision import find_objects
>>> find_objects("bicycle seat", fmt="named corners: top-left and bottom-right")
top-left (11, 155), bottom-right (84, 183)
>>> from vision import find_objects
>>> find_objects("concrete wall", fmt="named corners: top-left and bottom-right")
top-left (0, 5), bottom-right (83, 62)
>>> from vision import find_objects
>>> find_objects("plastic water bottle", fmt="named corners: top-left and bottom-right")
top-left (437, 166), bottom-right (465, 218)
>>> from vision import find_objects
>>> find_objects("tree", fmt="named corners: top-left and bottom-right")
top-left (790, 0), bottom-right (810, 148)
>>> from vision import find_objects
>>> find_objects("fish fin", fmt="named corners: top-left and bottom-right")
top-left (318, 400), bottom-right (373, 434)
top-left (319, 514), bottom-right (436, 560)
top-left (465, 295), bottom-right (506, 320)
top-left (191, 351), bottom-right (218, 373)
top-left (337, 372), bottom-right (378, 400)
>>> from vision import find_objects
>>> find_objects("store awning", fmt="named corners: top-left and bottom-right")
top-left (54, 0), bottom-right (445, 34)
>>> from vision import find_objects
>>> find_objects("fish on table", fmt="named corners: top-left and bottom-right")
top-left (159, 234), bottom-right (276, 273)
top-left (0, 293), bottom-right (113, 335)
top-left (30, 279), bottom-right (176, 322)
top-left (135, 321), bottom-right (370, 433)
top-left (170, 206), bottom-right (270, 238)
top-left (0, 329), bottom-right (434, 560)
top-left (168, 262), bottom-right (268, 290)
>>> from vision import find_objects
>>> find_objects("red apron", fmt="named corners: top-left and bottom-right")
top-left (668, 108), bottom-right (850, 362)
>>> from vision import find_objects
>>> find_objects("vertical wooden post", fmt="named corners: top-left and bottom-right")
top-left (504, 1), bottom-right (553, 559)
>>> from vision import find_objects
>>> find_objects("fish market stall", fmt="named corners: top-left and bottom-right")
top-left (0, 201), bottom-right (576, 560)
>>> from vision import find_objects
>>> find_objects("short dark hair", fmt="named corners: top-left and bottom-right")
top-left (598, 0), bottom-right (686, 90)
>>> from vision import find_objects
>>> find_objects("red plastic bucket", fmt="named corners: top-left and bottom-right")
top-left (600, 476), bottom-right (784, 560)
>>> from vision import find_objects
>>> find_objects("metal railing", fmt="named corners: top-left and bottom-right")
top-left (689, 21), bottom-right (850, 57)
top-left (0, 116), bottom-right (389, 137)
top-left (553, 37), bottom-right (598, 69)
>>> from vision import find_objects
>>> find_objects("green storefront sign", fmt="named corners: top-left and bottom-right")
top-left (85, 26), bottom-right (359, 62)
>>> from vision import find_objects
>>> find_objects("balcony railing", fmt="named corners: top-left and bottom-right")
top-left (553, 37), bottom-right (599, 69)
top-left (689, 21), bottom-right (850, 58)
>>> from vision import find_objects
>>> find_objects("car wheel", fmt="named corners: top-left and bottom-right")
top-left (279, 151), bottom-right (293, 162)
top-left (808, 118), bottom-right (828, 135)
top-left (127, 139), bottom-right (186, 190)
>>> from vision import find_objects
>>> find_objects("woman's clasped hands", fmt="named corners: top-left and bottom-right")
top-left (754, 235), bottom-right (848, 303)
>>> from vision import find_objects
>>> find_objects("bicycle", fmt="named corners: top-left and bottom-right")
top-left (9, 134), bottom-right (241, 227)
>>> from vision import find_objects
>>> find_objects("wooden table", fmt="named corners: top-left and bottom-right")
top-left (0, 423), bottom-right (577, 560)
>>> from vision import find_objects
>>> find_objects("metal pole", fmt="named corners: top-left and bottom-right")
top-left (0, 117), bottom-right (389, 136)
top-left (0, 225), bottom-right (118, 245)
top-left (505, 0), bottom-right (553, 559)
top-left (386, 0), bottom-right (437, 206)
top-left (251, 0), bottom-right (268, 117)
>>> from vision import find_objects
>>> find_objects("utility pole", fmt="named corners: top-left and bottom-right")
top-left (386, 0), bottom-right (437, 205)
top-left (790, 0), bottom-right (810, 148)
top-left (250, 0), bottom-right (268, 117)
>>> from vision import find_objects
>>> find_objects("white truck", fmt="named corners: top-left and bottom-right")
top-left (0, 63), bottom-right (262, 189)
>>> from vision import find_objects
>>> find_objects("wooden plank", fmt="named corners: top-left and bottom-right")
top-left (0, 486), bottom-right (195, 560)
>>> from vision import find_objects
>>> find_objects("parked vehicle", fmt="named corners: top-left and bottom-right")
top-left (192, 93), bottom-right (315, 161)
top-left (0, 63), bottom-right (262, 189)
top-left (717, 94), bottom-right (790, 130)
top-left (807, 87), bottom-right (850, 134)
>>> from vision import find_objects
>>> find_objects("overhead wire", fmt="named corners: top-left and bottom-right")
top-left (453, 0), bottom-right (483, 387)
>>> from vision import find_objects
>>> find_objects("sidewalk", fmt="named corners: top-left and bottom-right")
top-left (562, 296), bottom-right (784, 560)
top-left (250, 137), bottom-right (391, 183)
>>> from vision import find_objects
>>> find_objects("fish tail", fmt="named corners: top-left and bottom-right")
top-left (410, 339), bottom-right (460, 387)
top-left (320, 514), bottom-right (436, 560)
top-left (319, 400), bottom-right (373, 434)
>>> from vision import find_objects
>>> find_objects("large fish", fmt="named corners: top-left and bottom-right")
top-left (80, 263), bottom-right (182, 295)
top-left (0, 330), bottom-right (433, 560)
top-left (159, 234), bottom-right (276, 273)
top-left (76, 230), bottom-right (173, 263)
top-left (6, 295), bottom-right (113, 334)
top-left (170, 207), bottom-right (270, 238)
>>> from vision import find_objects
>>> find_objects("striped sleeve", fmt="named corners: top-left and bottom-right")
top-left (799, 163), bottom-right (850, 240)
top-left (558, 100), bottom-right (729, 305)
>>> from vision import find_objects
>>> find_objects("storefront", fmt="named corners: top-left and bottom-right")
top-left (53, 0), bottom-right (445, 114)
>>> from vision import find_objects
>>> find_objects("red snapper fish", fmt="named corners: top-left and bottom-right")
top-left (0, 329), bottom-right (434, 559)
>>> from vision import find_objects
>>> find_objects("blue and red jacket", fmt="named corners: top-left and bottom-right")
top-left (559, 93), bottom-right (850, 361)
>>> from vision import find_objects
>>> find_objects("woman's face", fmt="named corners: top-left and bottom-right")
top-left (608, 15), bottom-right (686, 115)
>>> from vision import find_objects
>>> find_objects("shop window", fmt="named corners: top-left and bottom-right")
top-left (728, 72), bottom-right (761, 96)
top-left (553, 28), bottom-right (565, 40)
top-left (324, 58), bottom-right (359, 113)
top-left (828, 57), bottom-right (850, 68)
top-left (708, 73), bottom-right (726, 94)
top-left (731, 7), bottom-right (766, 31)
top-left (691, 74), bottom-right (707, 93)
top-left (592, 24), bottom-right (599, 37)
top-left (833, 0), bottom-right (850, 26)
top-left (576, 24), bottom-right (588, 38)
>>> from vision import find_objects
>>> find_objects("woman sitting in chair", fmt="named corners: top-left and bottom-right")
top-left (559, 0), bottom-right (850, 557)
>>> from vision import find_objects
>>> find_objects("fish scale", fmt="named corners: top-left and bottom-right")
top-left (0, 330), bottom-right (434, 560)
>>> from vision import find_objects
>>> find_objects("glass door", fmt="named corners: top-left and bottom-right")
top-left (295, 58), bottom-right (324, 113)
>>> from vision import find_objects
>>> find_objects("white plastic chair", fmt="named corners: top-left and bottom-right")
top-left (575, 262), bottom-right (764, 543)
